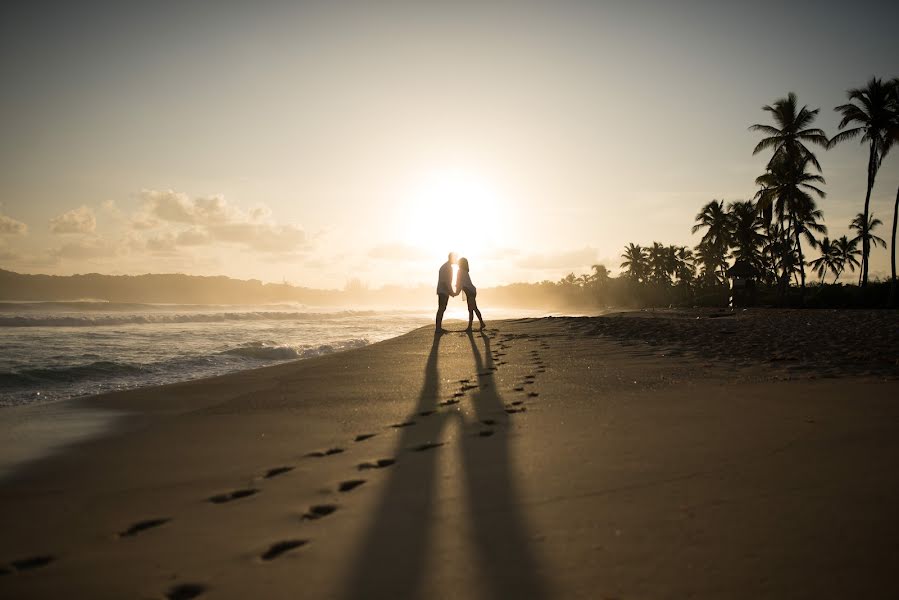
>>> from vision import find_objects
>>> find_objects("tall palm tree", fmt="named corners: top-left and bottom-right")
top-left (620, 243), bottom-right (647, 282)
top-left (808, 237), bottom-right (840, 283)
top-left (892, 184), bottom-right (899, 305)
top-left (849, 213), bottom-right (887, 285)
top-left (833, 236), bottom-right (861, 283)
top-left (754, 154), bottom-right (826, 296)
top-left (692, 200), bottom-right (731, 282)
top-left (829, 77), bottom-right (899, 286)
top-left (887, 79), bottom-right (899, 305)
top-left (750, 92), bottom-right (829, 172)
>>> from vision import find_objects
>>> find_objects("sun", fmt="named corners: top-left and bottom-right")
top-left (399, 167), bottom-right (504, 261)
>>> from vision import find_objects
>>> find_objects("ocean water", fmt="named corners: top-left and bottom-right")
top-left (0, 302), bottom-right (533, 407)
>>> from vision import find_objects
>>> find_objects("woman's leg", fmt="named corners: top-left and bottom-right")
top-left (471, 295), bottom-right (485, 328)
top-left (474, 305), bottom-right (485, 328)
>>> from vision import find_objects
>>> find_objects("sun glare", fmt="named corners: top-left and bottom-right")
top-left (401, 168), bottom-right (504, 262)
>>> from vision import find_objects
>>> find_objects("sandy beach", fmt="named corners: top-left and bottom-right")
top-left (1, 311), bottom-right (898, 599)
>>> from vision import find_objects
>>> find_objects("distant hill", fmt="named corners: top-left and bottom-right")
top-left (0, 268), bottom-right (596, 310)
top-left (0, 269), bottom-right (343, 305)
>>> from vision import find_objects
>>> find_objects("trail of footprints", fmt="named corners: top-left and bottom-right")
top-left (1, 330), bottom-right (552, 599)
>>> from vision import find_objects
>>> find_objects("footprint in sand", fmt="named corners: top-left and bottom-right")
top-left (528, 392), bottom-right (539, 397)
top-left (410, 442), bottom-right (444, 452)
top-left (418, 410), bottom-right (436, 417)
top-left (305, 448), bottom-right (344, 458)
top-left (261, 540), bottom-right (308, 561)
top-left (338, 479), bottom-right (366, 492)
top-left (357, 458), bottom-right (395, 470)
top-left (264, 466), bottom-right (294, 479)
top-left (390, 421), bottom-right (416, 428)
top-left (301, 504), bottom-right (338, 520)
top-left (118, 518), bottom-right (171, 538)
top-left (3, 555), bottom-right (55, 573)
top-left (166, 582), bottom-right (207, 599)
top-left (208, 489), bottom-right (259, 504)
top-left (478, 430), bottom-right (495, 437)
top-left (511, 401), bottom-right (524, 406)
top-left (439, 399), bottom-right (459, 406)
top-left (505, 407), bottom-right (527, 414)
top-left (354, 433), bottom-right (376, 442)
top-left (513, 386), bottom-right (525, 392)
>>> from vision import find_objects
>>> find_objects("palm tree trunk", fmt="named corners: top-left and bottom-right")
top-left (890, 184), bottom-right (899, 306)
top-left (861, 142), bottom-right (877, 287)
top-left (796, 229), bottom-right (806, 304)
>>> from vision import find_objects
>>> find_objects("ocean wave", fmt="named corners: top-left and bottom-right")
top-left (0, 338), bottom-right (370, 392)
top-left (221, 339), bottom-right (368, 360)
top-left (0, 360), bottom-right (146, 387)
top-left (0, 311), bottom-right (377, 327)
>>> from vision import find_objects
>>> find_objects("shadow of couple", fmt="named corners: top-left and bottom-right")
top-left (341, 330), bottom-right (549, 599)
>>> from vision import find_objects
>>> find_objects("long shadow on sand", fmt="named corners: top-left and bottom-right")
top-left (341, 331), bottom-right (548, 599)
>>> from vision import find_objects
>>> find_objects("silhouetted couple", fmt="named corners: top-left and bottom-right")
top-left (436, 252), bottom-right (486, 334)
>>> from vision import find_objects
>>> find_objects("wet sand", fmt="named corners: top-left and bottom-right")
top-left (1, 313), bottom-right (897, 599)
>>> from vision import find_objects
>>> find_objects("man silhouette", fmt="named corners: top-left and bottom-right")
top-left (435, 252), bottom-right (458, 334)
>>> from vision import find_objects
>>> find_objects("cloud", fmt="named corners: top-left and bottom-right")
top-left (516, 247), bottom-right (599, 270)
top-left (145, 233), bottom-right (178, 253)
top-left (50, 237), bottom-right (119, 260)
top-left (367, 243), bottom-right (429, 261)
top-left (133, 189), bottom-right (307, 254)
top-left (138, 189), bottom-right (239, 225)
top-left (49, 206), bottom-right (96, 234)
top-left (175, 228), bottom-right (211, 246)
top-left (0, 211), bottom-right (28, 235)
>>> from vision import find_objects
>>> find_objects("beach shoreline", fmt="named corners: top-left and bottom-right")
top-left (1, 313), bottom-right (898, 599)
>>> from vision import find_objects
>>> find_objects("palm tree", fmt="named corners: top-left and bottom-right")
top-left (833, 236), bottom-right (861, 283)
top-left (692, 200), bottom-right (731, 282)
top-left (672, 246), bottom-right (696, 287)
top-left (646, 242), bottom-right (673, 285)
top-left (829, 77), bottom-right (899, 286)
top-left (792, 196), bottom-right (827, 293)
top-left (620, 243), bottom-right (647, 282)
top-left (754, 154), bottom-right (827, 296)
top-left (892, 184), bottom-right (899, 305)
top-left (887, 79), bottom-right (899, 305)
top-left (727, 200), bottom-right (766, 274)
top-left (750, 92), bottom-right (829, 172)
top-left (808, 237), bottom-right (840, 283)
top-left (849, 213), bottom-right (887, 284)
top-left (694, 241), bottom-right (727, 286)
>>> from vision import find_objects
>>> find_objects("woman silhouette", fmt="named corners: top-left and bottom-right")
top-left (454, 257), bottom-right (486, 331)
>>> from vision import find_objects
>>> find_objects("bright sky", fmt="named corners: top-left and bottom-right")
top-left (1, 0), bottom-right (897, 288)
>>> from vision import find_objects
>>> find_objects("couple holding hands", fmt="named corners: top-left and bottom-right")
top-left (435, 252), bottom-right (486, 334)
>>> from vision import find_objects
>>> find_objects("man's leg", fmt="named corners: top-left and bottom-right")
top-left (435, 294), bottom-right (449, 332)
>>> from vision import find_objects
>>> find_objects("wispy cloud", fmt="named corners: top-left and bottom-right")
top-left (49, 206), bottom-right (96, 234)
top-left (0, 211), bottom-right (28, 235)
